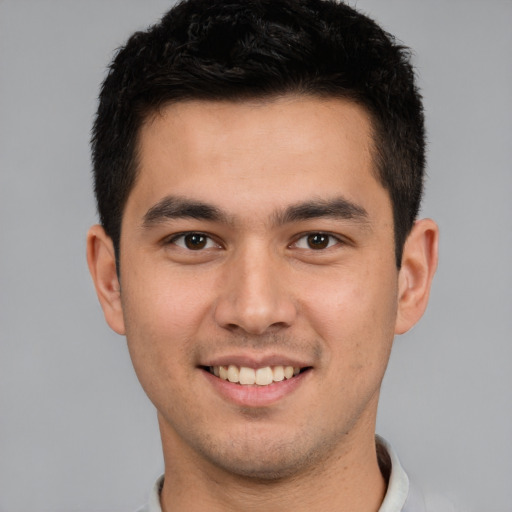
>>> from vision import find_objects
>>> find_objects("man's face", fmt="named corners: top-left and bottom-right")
top-left (117, 96), bottom-right (400, 478)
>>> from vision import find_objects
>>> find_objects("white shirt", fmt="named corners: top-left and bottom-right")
top-left (137, 436), bottom-right (426, 512)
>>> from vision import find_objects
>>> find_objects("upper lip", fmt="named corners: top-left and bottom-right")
top-left (201, 352), bottom-right (312, 369)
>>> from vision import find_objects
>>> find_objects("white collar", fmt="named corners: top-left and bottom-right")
top-left (376, 435), bottom-right (425, 512)
top-left (138, 436), bottom-right (420, 512)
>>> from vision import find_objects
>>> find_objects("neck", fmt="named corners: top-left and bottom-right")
top-left (158, 416), bottom-right (386, 512)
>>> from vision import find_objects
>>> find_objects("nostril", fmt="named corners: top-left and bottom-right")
top-left (213, 286), bottom-right (297, 335)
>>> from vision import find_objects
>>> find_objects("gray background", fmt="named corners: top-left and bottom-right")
top-left (1, 1), bottom-right (511, 511)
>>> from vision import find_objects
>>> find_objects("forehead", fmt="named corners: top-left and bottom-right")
top-left (128, 95), bottom-right (387, 223)
top-left (141, 95), bottom-right (375, 163)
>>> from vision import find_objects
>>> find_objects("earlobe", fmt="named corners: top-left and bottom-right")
top-left (86, 225), bottom-right (126, 335)
top-left (395, 219), bottom-right (439, 335)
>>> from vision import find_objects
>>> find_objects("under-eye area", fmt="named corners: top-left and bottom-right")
top-left (201, 365), bottom-right (312, 386)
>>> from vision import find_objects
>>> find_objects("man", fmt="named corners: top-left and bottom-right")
top-left (87, 0), bottom-right (438, 510)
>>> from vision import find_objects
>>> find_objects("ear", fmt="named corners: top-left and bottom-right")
top-left (86, 224), bottom-right (126, 335)
top-left (395, 218), bottom-right (439, 335)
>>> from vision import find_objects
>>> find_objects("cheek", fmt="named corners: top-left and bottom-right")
top-left (119, 264), bottom-right (216, 390)
top-left (122, 261), bottom-right (214, 338)
top-left (119, 279), bottom-right (210, 420)
top-left (298, 261), bottom-right (398, 367)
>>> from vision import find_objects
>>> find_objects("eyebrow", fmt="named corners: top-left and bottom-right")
top-left (142, 195), bottom-right (369, 228)
top-left (142, 196), bottom-right (229, 227)
top-left (273, 197), bottom-right (369, 225)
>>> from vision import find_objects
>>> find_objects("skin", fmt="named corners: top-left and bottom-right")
top-left (88, 96), bottom-right (438, 512)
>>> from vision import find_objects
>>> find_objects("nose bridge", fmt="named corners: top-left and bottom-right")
top-left (214, 239), bottom-right (296, 334)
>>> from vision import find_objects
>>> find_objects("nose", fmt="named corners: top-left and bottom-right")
top-left (213, 244), bottom-right (297, 335)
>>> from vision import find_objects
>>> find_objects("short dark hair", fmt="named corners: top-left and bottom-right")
top-left (92, 0), bottom-right (425, 268)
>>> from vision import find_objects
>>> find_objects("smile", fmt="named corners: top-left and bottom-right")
top-left (208, 365), bottom-right (303, 386)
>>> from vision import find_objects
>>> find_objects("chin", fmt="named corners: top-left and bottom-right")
top-left (198, 431), bottom-right (333, 481)
top-left (207, 452), bottom-right (306, 481)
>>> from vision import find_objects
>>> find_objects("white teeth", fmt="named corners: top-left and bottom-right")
top-left (273, 365), bottom-right (285, 382)
top-left (227, 365), bottom-right (239, 383)
top-left (219, 366), bottom-right (228, 380)
top-left (255, 367), bottom-right (273, 385)
top-left (239, 367), bottom-right (256, 385)
top-left (284, 366), bottom-right (294, 379)
top-left (211, 365), bottom-right (302, 386)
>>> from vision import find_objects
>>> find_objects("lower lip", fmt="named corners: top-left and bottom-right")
top-left (201, 368), bottom-right (310, 407)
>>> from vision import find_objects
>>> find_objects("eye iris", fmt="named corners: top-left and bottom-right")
top-left (307, 233), bottom-right (329, 249)
top-left (184, 233), bottom-right (207, 250)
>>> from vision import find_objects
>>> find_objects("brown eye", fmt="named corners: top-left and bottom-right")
top-left (307, 233), bottom-right (330, 249)
top-left (183, 233), bottom-right (208, 250)
top-left (293, 232), bottom-right (340, 251)
top-left (170, 232), bottom-right (218, 251)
